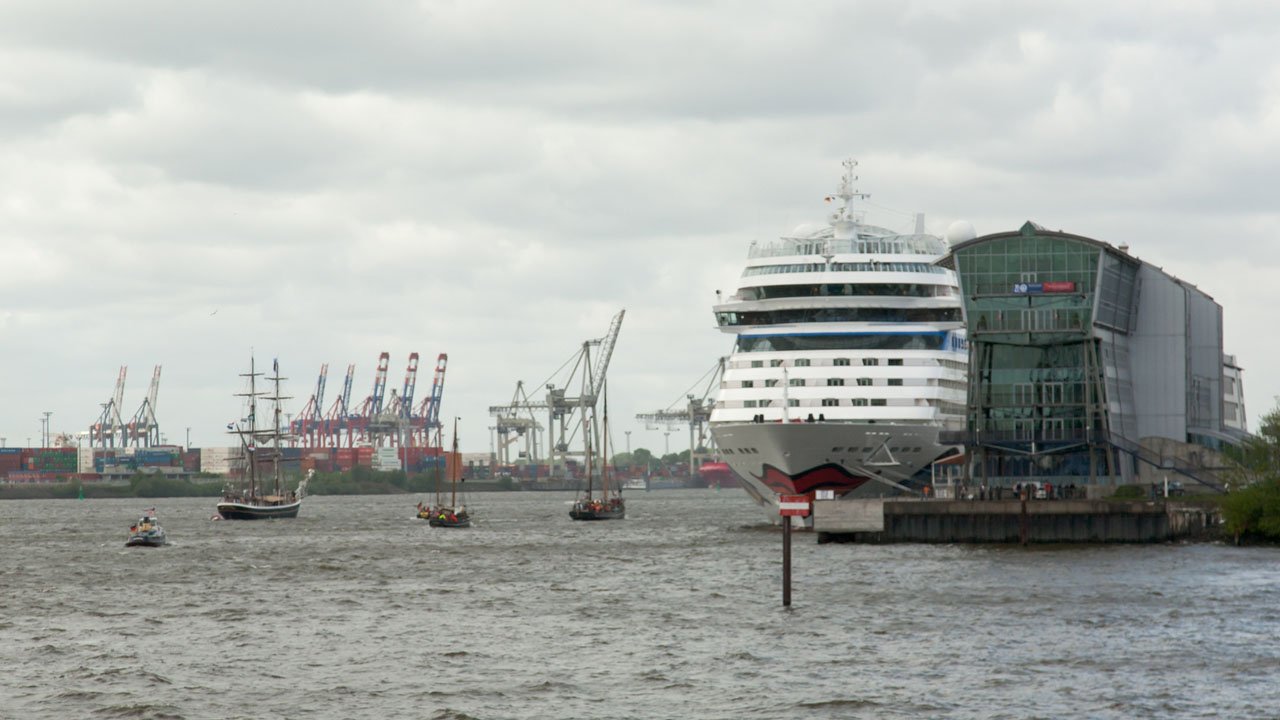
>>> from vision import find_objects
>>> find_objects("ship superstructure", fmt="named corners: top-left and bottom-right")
top-left (710, 160), bottom-right (968, 515)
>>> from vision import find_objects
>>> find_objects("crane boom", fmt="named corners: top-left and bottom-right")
top-left (588, 310), bottom-right (625, 399)
top-left (400, 353), bottom-right (420, 419)
top-left (111, 365), bottom-right (128, 442)
top-left (416, 353), bottom-right (448, 429)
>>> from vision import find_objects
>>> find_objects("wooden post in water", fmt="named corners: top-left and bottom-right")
top-left (782, 518), bottom-right (792, 607)
top-left (1020, 489), bottom-right (1029, 546)
top-left (779, 495), bottom-right (810, 607)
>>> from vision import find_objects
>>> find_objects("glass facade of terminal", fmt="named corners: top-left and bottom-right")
top-left (946, 222), bottom-right (1137, 485)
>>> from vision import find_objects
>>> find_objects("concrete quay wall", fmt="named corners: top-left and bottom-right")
top-left (814, 499), bottom-right (1215, 544)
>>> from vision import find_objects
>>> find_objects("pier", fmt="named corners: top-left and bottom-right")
top-left (814, 498), bottom-right (1217, 544)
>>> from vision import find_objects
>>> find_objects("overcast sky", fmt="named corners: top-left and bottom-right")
top-left (2, 0), bottom-right (1278, 454)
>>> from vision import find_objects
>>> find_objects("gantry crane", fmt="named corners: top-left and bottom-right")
top-left (90, 366), bottom-right (128, 448)
top-left (321, 364), bottom-right (356, 447)
top-left (125, 365), bottom-right (163, 447)
top-left (371, 353), bottom-right (419, 446)
top-left (291, 363), bottom-right (328, 447)
top-left (490, 309), bottom-right (624, 480)
top-left (489, 380), bottom-right (547, 467)
top-left (635, 357), bottom-right (724, 470)
top-left (349, 352), bottom-right (391, 446)
top-left (411, 353), bottom-right (448, 449)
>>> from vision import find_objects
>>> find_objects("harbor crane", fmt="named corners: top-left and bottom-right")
top-left (291, 363), bottom-right (328, 447)
top-left (125, 365), bottom-right (163, 447)
top-left (489, 380), bottom-right (546, 467)
top-left (410, 353), bottom-right (448, 448)
top-left (489, 309), bottom-right (625, 481)
top-left (350, 352), bottom-right (391, 446)
top-left (635, 357), bottom-right (724, 471)
top-left (320, 363), bottom-right (356, 447)
top-left (89, 366), bottom-right (129, 448)
top-left (373, 352), bottom-right (419, 446)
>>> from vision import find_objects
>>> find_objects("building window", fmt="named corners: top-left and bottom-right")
top-left (857, 378), bottom-right (872, 386)
top-left (751, 361), bottom-right (763, 368)
top-left (827, 378), bottom-right (845, 386)
top-left (862, 358), bottom-right (879, 366)
top-left (822, 398), bottom-right (839, 407)
top-left (834, 358), bottom-right (851, 366)
top-left (871, 399), bottom-right (887, 406)
top-left (852, 398), bottom-right (869, 406)
top-left (744, 400), bottom-right (758, 408)
top-left (741, 380), bottom-right (754, 389)
top-left (1042, 382), bottom-right (1064, 405)
top-left (770, 359), bottom-right (783, 368)
top-left (789, 378), bottom-right (805, 387)
top-left (795, 359), bottom-right (811, 367)
top-left (787, 399), bottom-right (800, 407)
top-left (888, 379), bottom-right (903, 386)
top-left (765, 379), bottom-right (779, 388)
top-left (1013, 383), bottom-right (1035, 405)
top-left (887, 358), bottom-right (903, 366)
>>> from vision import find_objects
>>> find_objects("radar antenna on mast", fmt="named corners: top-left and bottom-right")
top-left (830, 158), bottom-right (870, 241)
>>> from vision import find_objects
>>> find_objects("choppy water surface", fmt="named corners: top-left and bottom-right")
top-left (1, 490), bottom-right (1277, 719)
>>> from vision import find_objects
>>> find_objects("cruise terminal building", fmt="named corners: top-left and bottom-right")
top-left (936, 221), bottom-right (1247, 494)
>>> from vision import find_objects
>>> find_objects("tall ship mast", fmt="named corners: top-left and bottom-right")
top-left (421, 418), bottom-right (472, 528)
top-left (217, 356), bottom-right (309, 520)
top-left (570, 381), bottom-right (624, 520)
top-left (710, 160), bottom-right (969, 519)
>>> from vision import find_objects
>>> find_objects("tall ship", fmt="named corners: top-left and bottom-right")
top-left (217, 357), bottom-right (309, 520)
top-left (710, 160), bottom-right (968, 516)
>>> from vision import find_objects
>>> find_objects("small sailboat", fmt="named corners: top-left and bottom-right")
top-left (217, 357), bottom-right (309, 520)
top-left (570, 383), bottom-right (625, 521)
top-left (422, 418), bottom-right (471, 528)
top-left (126, 508), bottom-right (167, 547)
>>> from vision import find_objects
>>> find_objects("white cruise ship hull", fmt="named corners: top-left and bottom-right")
top-left (711, 421), bottom-right (955, 517)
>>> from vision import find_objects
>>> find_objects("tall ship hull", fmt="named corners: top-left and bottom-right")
top-left (709, 159), bottom-right (970, 520)
top-left (218, 357), bottom-right (310, 521)
top-left (216, 499), bottom-right (302, 520)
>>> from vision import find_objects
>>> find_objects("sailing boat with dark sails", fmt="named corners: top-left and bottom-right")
top-left (217, 357), bottom-right (309, 520)
top-left (570, 385), bottom-right (624, 521)
top-left (423, 418), bottom-right (470, 528)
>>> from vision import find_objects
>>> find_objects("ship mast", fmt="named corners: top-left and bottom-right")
top-left (235, 357), bottom-right (265, 499)
top-left (601, 381), bottom-right (611, 499)
top-left (829, 158), bottom-right (870, 242)
top-left (449, 417), bottom-right (459, 507)
top-left (266, 359), bottom-right (288, 497)
top-left (582, 396), bottom-right (594, 501)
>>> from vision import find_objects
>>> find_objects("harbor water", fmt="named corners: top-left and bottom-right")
top-left (1, 490), bottom-right (1277, 719)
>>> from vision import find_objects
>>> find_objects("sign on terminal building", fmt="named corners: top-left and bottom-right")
top-left (1012, 281), bottom-right (1076, 294)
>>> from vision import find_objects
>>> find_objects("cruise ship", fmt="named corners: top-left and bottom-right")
top-left (709, 160), bottom-right (969, 516)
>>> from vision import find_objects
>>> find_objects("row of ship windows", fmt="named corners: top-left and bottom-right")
top-left (742, 262), bottom-right (950, 277)
top-left (746, 398), bottom-right (887, 407)
top-left (716, 307), bottom-right (963, 326)
top-left (730, 377), bottom-right (968, 390)
top-left (736, 284), bottom-right (956, 301)
top-left (720, 399), bottom-right (967, 412)
top-left (722, 445), bottom-right (926, 455)
top-left (749, 238), bottom-right (946, 258)
top-left (727, 357), bottom-right (967, 374)
top-left (739, 357), bottom-right (903, 368)
top-left (737, 378), bottom-right (904, 387)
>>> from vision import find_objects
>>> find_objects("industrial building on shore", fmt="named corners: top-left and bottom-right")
top-left (935, 221), bottom-right (1247, 495)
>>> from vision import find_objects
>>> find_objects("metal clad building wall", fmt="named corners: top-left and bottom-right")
top-left (1186, 289), bottom-right (1225, 433)
top-left (1129, 266), bottom-right (1187, 440)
